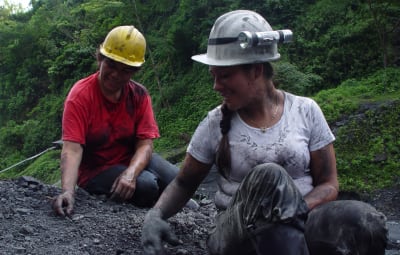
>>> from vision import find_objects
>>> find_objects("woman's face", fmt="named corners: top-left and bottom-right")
top-left (209, 65), bottom-right (256, 111)
top-left (98, 57), bottom-right (137, 95)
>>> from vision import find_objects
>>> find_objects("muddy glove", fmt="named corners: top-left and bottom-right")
top-left (52, 190), bottom-right (74, 217)
top-left (141, 208), bottom-right (181, 255)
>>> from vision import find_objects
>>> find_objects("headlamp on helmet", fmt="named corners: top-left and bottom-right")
top-left (192, 10), bottom-right (292, 66)
top-left (238, 30), bottom-right (293, 49)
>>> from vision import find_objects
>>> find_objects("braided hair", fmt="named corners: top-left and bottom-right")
top-left (215, 103), bottom-right (234, 179)
top-left (214, 63), bottom-right (274, 179)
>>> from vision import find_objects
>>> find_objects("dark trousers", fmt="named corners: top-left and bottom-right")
top-left (207, 163), bottom-right (387, 255)
top-left (207, 163), bottom-right (310, 255)
top-left (305, 199), bottom-right (388, 255)
top-left (84, 153), bottom-right (179, 207)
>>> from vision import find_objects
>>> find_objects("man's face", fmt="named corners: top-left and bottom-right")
top-left (98, 57), bottom-right (138, 95)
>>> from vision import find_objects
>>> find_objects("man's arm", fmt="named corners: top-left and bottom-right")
top-left (126, 138), bottom-right (154, 181)
top-left (60, 141), bottom-right (82, 193)
top-left (304, 143), bottom-right (339, 210)
top-left (53, 141), bottom-right (83, 216)
top-left (110, 138), bottom-right (153, 201)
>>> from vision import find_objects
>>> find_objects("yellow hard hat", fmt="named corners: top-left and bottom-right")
top-left (99, 26), bottom-right (146, 67)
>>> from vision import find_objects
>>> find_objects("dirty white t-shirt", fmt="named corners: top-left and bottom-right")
top-left (187, 91), bottom-right (335, 210)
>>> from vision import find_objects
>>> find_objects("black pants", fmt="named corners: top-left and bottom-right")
top-left (84, 153), bottom-right (179, 207)
top-left (207, 163), bottom-right (310, 255)
top-left (305, 200), bottom-right (388, 255)
top-left (207, 163), bottom-right (387, 255)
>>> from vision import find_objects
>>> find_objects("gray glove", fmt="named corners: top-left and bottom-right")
top-left (141, 208), bottom-right (181, 255)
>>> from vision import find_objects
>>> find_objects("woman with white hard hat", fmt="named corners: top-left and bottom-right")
top-left (141, 10), bottom-right (387, 255)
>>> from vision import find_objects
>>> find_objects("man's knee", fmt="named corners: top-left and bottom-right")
top-left (84, 165), bottom-right (126, 194)
top-left (132, 171), bottom-right (159, 207)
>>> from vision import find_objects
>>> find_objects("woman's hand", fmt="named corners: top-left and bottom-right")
top-left (141, 208), bottom-right (181, 255)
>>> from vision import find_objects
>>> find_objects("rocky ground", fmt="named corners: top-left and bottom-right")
top-left (0, 176), bottom-right (399, 255)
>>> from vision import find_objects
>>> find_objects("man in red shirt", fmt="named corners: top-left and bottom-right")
top-left (53, 26), bottom-right (193, 216)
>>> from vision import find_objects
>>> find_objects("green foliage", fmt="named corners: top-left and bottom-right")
top-left (335, 100), bottom-right (400, 192)
top-left (0, 149), bottom-right (61, 184)
top-left (272, 62), bottom-right (323, 96)
top-left (153, 64), bottom-right (220, 151)
top-left (0, 120), bottom-right (32, 167)
top-left (292, 0), bottom-right (400, 88)
top-left (314, 67), bottom-right (400, 123)
top-left (48, 43), bottom-right (97, 92)
top-left (0, 93), bottom-right (62, 173)
top-left (310, 67), bottom-right (400, 191)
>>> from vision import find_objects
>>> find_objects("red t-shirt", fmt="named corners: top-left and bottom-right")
top-left (62, 72), bottom-right (160, 187)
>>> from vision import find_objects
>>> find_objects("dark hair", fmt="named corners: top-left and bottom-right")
top-left (215, 62), bottom-right (274, 178)
top-left (96, 48), bottom-right (105, 62)
top-left (215, 103), bottom-right (233, 178)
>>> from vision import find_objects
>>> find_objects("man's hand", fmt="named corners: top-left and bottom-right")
top-left (110, 172), bottom-right (136, 201)
top-left (141, 208), bottom-right (181, 255)
top-left (52, 190), bottom-right (75, 216)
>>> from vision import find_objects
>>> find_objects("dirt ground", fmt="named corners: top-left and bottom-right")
top-left (0, 176), bottom-right (399, 255)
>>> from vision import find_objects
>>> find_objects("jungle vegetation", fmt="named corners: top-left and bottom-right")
top-left (0, 0), bottom-right (399, 192)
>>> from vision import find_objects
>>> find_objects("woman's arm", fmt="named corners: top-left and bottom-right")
top-left (304, 143), bottom-right (339, 210)
top-left (154, 153), bottom-right (212, 219)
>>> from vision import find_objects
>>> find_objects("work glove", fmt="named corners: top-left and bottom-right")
top-left (141, 208), bottom-right (181, 255)
top-left (52, 190), bottom-right (75, 217)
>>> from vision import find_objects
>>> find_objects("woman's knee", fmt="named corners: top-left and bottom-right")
top-left (253, 162), bottom-right (286, 176)
top-left (305, 200), bottom-right (387, 255)
top-left (245, 163), bottom-right (290, 187)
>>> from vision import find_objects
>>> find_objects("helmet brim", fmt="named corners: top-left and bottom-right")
top-left (100, 47), bottom-right (144, 67)
top-left (191, 53), bottom-right (280, 66)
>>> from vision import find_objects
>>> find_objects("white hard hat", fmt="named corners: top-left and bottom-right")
top-left (192, 10), bottom-right (283, 66)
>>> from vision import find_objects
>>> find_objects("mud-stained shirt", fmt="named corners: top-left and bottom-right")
top-left (62, 72), bottom-right (159, 187)
top-left (187, 91), bottom-right (335, 210)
